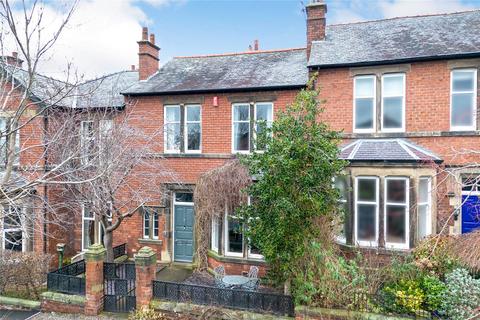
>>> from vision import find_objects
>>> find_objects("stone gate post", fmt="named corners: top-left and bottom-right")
top-left (135, 246), bottom-right (157, 308)
top-left (84, 243), bottom-right (106, 316)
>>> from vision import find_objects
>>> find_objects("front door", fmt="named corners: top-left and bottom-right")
top-left (462, 194), bottom-right (480, 234)
top-left (174, 205), bottom-right (194, 262)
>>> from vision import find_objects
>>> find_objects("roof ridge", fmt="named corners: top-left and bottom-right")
top-left (174, 47), bottom-right (306, 59)
top-left (80, 70), bottom-right (138, 85)
top-left (326, 9), bottom-right (480, 28)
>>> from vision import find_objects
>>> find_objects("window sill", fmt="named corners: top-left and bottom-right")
top-left (344, 130), bottom-right (480, 139)
top-left (337, 242), bottom-right (411, 255)
top-left (156, 153), bottom-right (233, 159)
top-left (207, 250), bottom-right (266, 265)
top-left (138, 238), bottom-right (163, 246)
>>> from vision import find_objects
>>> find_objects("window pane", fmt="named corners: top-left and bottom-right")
top-left (250, 242), bottom-right (262, 257)
top-left (453, 71), bottom-right (475, 92)
top-left (234, 122), bottom-right (250, 151)
top-left (383, 75), bottom-right (404, 96)
top-left (4, 212), bottom-right (20, 229)
top-left (357, 179), bottom-right (376, 201)
top-left (144, 210), bottom-right (150, 238)
top-left (256, 103), bottom-right (272, 121)
top-left (418, 204), bottom-right (429, 239)
top-left (83, 206), bottom-right (93, 218)
top-left (153, 211), bottom-right (159, 238)
top-left (386, 205), bottom-right (406, 244)
top-left (166, 106), bottom-right (180, 122)
top-left (187, 123), bottom-right (201, 151)
top-left (227, 217), bottom-right (243, 253)
top-left (452, 93), bottom-right (474, 127)
top-left (357, 204), bottom-right (376, 242)
top-left (419, 179), bottom-right (429, 203)
top-left (211, 218), bottom-right (219, 251)
top-left (355, 77), bottom-right (374, 97)
top-left (355, 98), bottom-right (374, 129)
top-left (165, 123), bottom-right (181, 151)
top-left (387, 179), bottom-right (407, 203)
top-left (175, 193), bottom-right (193, 203)
top-left (234, 105), bottom-right (249, 121)
top-left (83, 219), bottom-right (94, 250)
top-left (4, 231), bottom-right (22, 251)
top-left (383, 97), bottom-right (403, 129)
top-left (334, 176), bottom-right (348, 200)
top-left (186, 106), bottom-right (200, 122)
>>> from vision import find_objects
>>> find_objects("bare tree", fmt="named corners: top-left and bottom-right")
top-left (46, 106), bottom-right (176, 262)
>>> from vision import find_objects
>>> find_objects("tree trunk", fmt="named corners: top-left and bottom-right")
top-left (104, 231), bottom-right (114, 263)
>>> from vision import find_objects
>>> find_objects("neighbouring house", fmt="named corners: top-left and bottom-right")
top-left (1, 0), bottom-right (480, 274)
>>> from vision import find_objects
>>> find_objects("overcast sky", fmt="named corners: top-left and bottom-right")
top-left (12, 0), bottom-right (480, 80)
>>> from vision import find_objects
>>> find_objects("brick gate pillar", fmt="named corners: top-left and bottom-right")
top-left (135, 246), bottom-right (157, 308)
top-left (84, 243), bottom-right (106, 316)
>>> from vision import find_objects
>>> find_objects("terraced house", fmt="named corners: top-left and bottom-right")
top-left (1, 0), bottom-right (480, 274)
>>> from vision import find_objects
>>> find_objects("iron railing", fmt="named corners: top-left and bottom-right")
top-left (47, 260), bottom-right (86, 295)
top-left (113, 243), bottom-right (127, 260)
top-left (152, 280), bottom-right (294, 317)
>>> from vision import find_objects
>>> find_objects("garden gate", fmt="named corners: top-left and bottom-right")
top-left (103, 262), bottom-right (136, 312)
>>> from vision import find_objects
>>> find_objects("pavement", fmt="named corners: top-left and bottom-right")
top-left (0, 310), bottom-right (39, 320)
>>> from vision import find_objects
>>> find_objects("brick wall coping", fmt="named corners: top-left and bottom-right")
top-left (208, 249), bottom-right (266, 265)
top-left (0, 295), bottom-right (41, 309)
top-left (295, 306), bottom-right (410, 320)
top-left (152, 300), bottom-right (290, 320)
top-left (84, 243), bottom-right (106, 262)
top-left (40, 291), bottom-right (85, 306)
top-left (134, 246), bottom-right (157, 266)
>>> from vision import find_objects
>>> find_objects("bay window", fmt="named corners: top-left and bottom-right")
top-left (354, 76), bottom-right (376, 132)
top-left (225, 214), bottom-right (243, 257)
top-left (334, 176), bottom-right (349, 243)
top-left (211, 217), bottom-right (220, 252)
top-left (381, 73), bottom-right (405, 132)
top-left (384, 177), bottom-right (409, 249)
top-left (451, 69), bottom-right (477, 131)
top-left (232, 102), bottom-right (273, 153)
top-left (417, 177), bottom-right (432, 239)
top-left (355, 177), bottom-right (379, 246)
top-left (164, 104), bottom-right (201, 153)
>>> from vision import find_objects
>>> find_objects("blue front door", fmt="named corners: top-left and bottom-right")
top-left (461, 194), bottom-right (480, 233)
top-left (174, 205), bottom-right (194, 262)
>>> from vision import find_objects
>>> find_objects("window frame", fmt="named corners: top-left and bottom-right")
top-left (381, 73), bottom-right (406, 133)
top-left (384, 177), bottom-right (410, 250)
top-left (184, 104), bottom-right (202, 154)
top-left (253, 102), bottom-right (273, 151)
top-left (450, 68), bottom-right (478, 131)
top-left (417, 177), bottom-right (432, 240)
top-left (353, 75), bottom-right (377, 133)
top-left (334, 175), bottom-right (349, 244)
top-left (164, 105), bottom-right (181, 153)
top-left (143, 206), bottom-right (160, 240)
top-left (354, 176), bottom-right (379, 247)
top-left (231, 103), bottom-right (251, 154)
top-left (81, 203), bottom-right (95, 251)
top-left (211, 216), bottom-right (219, 253)
top-left (2, 205), bottom-right (25, 252)
top-left (224, 210), bottom-right (244, 257)
top-left (80, 120), bottom-right (95, 164)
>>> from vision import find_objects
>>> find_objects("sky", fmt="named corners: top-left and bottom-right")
top-left (7, 0), bottom-right (480, 80)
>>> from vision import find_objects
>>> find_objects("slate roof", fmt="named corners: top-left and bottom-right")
top-left (309, 10), bottom-right (480, 67)
top-left (124, 48), bottom-right (308, 95)
top-left (339, 139), bottom-right (442, 163)
top-left (4, 64), bottom-right (138, 108)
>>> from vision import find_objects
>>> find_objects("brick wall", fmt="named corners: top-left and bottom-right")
top-left (207, 255), bottom-right (267, 277)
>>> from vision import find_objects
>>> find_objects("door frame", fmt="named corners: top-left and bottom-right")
top-left (172, 193), bottom-right (195, 262)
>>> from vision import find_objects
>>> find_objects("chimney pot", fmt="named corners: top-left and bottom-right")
top-left (138, 27), bottom-right (160, 80)
top-left (131, 65), bottom-right (136, 71)
top-left (142, 27), bottom-right (148, 41)
top-left (248, 45), bottom-right (252, 51)
top-left (150, 34), bottom-right (155, 44)
top-left (254, 40), bottom-right (259, 51)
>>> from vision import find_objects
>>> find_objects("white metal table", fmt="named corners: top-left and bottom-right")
top-left (221, 275), bottom-right (250, 288)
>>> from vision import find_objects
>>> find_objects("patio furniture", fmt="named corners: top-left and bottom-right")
top-left (214, 265), bottom-right (226, 288)
top-left (242, 266), bottom-right (260, 290)
top-left (221, 275), bottom-right (250, 289)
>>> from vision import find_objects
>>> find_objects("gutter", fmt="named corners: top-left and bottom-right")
top-left (308, 52), bottom-right (480, 70)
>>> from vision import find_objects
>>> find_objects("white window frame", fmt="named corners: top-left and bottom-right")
top-left (417, 177), bottom-right (432, 239)
top-left (143, 206), bottom-right (160, 240)
top-left (80, 120), bottom-right (95, 164)
top-left (211, 216), bottom-right (219, 253)
top-left (224, 209), bottom-right (244, 257)
top-left (247, 241), bottom-right (264, 260)
top-left (450, 69), bottom-right (477, 131)
top-left (334, 176), bottom-right (348, 244)
top-left (381, 73), bottom-right (406, 133)
top-left (2, 205), bottom-right (26, 252)
top-left (253, 102), bottom-right (273, 151)
top-left (184, 104), bottom-right (202, 154)
top-left (164, 105), bottom-right (181, 153)
top-left (232, 103), bottom-right (251, 154)
top-left (99, 119), bottom-right (113, 164)
top-left (81, 204), bottom-right (95, 251)
top-left (354, 176), bottom-right (379, 247)
top-left (353, 75), bottom-right (376, 133)
top-left (384, 177), bottom-right (410, 250)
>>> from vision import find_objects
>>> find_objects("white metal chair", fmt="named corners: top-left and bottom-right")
top-left (242, 266), bottom-right (259, 291)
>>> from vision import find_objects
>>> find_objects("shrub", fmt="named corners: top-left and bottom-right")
top-left (381, 279), bottom-right (424, 315)
top-left (129, 306), bottom-right (165, 320)
top-left (440, 268), bottom-right (480, 320)
top-left (413, 236), bottom-right (459, 278)
top-left (0, 251), bottom-right (52, 299)
top-left (421, 275), bottom-right (446, 312)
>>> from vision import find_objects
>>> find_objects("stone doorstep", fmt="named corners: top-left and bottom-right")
top-left (151, 299), bottom-right (292, 320)
top-left (0, 295), bottom-right (41, 310)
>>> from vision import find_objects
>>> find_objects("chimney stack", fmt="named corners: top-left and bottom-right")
top-left (306, 0), bottom-right (327, 60)
top-left (1, 51), bottom-right (23, 68)
top-left (138, 27), bottom-right (160, 80)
